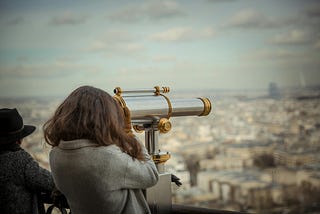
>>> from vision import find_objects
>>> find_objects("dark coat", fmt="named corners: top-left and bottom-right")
top-left (0, 143), bottom-right (55, 214)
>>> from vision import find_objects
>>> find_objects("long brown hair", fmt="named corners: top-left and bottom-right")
top-left (43, 85), bottom-right (144, 160)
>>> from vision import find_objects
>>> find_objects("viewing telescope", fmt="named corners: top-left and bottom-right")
top-left (113, 86), bottom-right (212, 214)
top-left (113, 86), bottom-right (211, 133)
top-left (114, 86), bottom-right (211, 120)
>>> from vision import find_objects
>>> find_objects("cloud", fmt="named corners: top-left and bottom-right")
top-left (112, 63), bottom-right (208, 90)
top-left (223, 5), bottom-right (320, 31)
top-left (264, 4), bottom-right (320, 49)
top-left (206, 0), bottom-right (237, 3)
top-left (150, 26), bottom-right (216, 42)
top-left (87, 30), bottom-right (145, 56)
top-left (100, 30), bottom-right (136, 43)
top-left (304, 3), bottom-right (320, 19)
top-left (201, 27), bottom-right (216, 38)
top-left (301, 4), bottom-right (320, 30)
top-left (314, 40), bottom-right (320, 49)
top-left (0, 59), bottom-right (94, 79)
top-left (270, 29), bottom-right (315, 45)
top-left (151, 27), bottom-right (193, 41)
top-left (108, 0), bottom-right (186, 23)
top-left (245, 48), bottom-right (301, 61)
top-left (144, 0), bottom-right (185, 20)
top-left (280, 4), bottom-right (320, 28)
top-left (152, 55), bottom-right (177, 62)
top-left (0, 59), bottom-right (104, 97)
top-left (88, 42), bottom-right (145, 56)
top-left (243, 48), bottom-right (320, 68)
top-left (223, 9), bottom-right (282, 29)
top-left (5, 16), bottom-right (24, 25)
top-left (49, 11), bottom-right (88, 26)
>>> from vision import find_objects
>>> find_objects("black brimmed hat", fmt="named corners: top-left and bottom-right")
top-left (0, 108), bottom-right (36, 145)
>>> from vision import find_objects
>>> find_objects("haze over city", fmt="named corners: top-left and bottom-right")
top-left (0, 0), bottom-right (319, 97)
top-left (1, 2), bottom-right (320, 213)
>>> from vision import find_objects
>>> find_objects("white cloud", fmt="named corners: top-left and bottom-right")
top-left (223, 9), bottom-right (280, 28)
top-left (270, 29), bottom-right (314, 45)
top-left (101, 30), bottom-right (135, 43)
top-left (223, 5), bottom-right (320, 32)
top-left (207, 0), bottom-right (237, 2)
top-left (5, 16), bottom-right (24, 25)
top-left (108, 5), bottom-right (141, 23)
top-left (0, 60), bottom-right (95, 79)
top-left (108, 0), bottom-right (185, 22)
top-left (49, 11), bottom-right (88, 26)
top-left (243, 48), bottom-right (320, 69)
top-left (112, 63), bottom-right (215, 91)
top-left (151, 27), bottom-right (193, 42)
top-left (88, 42), bottom-right (145, 55)
top-left (314, 40), bottom-right (320, 49)
top-left (86, 30), bottom-right (145, 56)
top-left (150, 26), bottom-right (216, 42)
top-left (245, 49), bottom-right (300, 61)
top-left (144, 0), bottom-right (185, 19)
top-left (201, 27), bottom-right (216, 38)
top-left (124, 43), bottom-right (145, 53)
top-left (152, 55), bottom-right (177, 62)
top-left (88, 30), bottom-right (134, 52)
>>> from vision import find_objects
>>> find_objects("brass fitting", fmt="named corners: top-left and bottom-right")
top-left (198, 97), bottom-right (212, 116)
top-left (152, 153), bottom-right (171, 164)
top-left (133, 125), bottom-right (144, 133)
top-left (158, 118), bottom-right (172, 134)
top-left (161, 86), bottom-right (170, 93)
top-left (114, 87), bottom-right (122, 96)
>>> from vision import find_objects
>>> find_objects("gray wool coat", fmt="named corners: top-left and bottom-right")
top-left (0, 143), bottom-right (55, 214)
top-left (50, 139), bottom-right (159, 214)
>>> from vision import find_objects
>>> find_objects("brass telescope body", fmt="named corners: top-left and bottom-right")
top-left (113, 86), bottom-right (212, 214)
top-left (116, 96), bottom-right (211, 120)
top-left (113, 86), bottom-right (211, 120)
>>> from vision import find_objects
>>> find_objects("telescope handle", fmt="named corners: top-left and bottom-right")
top-left (114, 86), bottom-right (170, 96)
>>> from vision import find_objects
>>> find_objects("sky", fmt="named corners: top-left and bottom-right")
top-left (0, 0), bottom-right (319, 97)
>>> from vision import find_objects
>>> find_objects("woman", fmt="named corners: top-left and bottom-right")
top-left (44, 86), bottom-right (159, 214)
top-left (0, 108), bottom-right (55, 214)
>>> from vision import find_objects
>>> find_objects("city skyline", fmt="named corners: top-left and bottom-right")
top-left (0, 0), bottom-right (319, 97)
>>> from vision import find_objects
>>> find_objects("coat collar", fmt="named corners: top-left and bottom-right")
top-left (0, 143), bottom-right (22, 154)
top-left (58, 139), bottom-right (98, 150)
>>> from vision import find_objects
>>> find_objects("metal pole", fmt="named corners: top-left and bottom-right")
top-left (144, 127), bottom-right (159, 155)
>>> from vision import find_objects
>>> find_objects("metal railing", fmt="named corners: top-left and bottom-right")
top-left (172, 204), bottom-right (249, 214)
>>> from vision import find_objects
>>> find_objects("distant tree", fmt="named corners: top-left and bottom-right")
top-left (183, 154), bottom-right (200, 186)
top-left (253, 153), bottom-right (275, 169)
top-left (205, 148), bottom-right (219, 159)
top-left (282, 181), bottom-right (320, 213)
top-left (299, 181), bottom-right (320, 213)
top-left (282, 185), bottom-right (299, 207)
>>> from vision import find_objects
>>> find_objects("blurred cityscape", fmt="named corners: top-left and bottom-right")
top-left (1, 85), bottom-right (320, 214)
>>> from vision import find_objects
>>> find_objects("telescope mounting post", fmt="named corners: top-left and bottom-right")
top-left (142, 117), bottom-right (171, 173)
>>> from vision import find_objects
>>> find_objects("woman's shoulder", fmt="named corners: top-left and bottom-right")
top-left (96, 144), bottom-right (126, 157)
top-left (51, 139), bottom-right (130, 161)
top-left (90, 144), bottom-right (134, 166)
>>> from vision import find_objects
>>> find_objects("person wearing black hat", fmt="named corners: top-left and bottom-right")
top-left (0, 108), bottom-right (55, 214)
